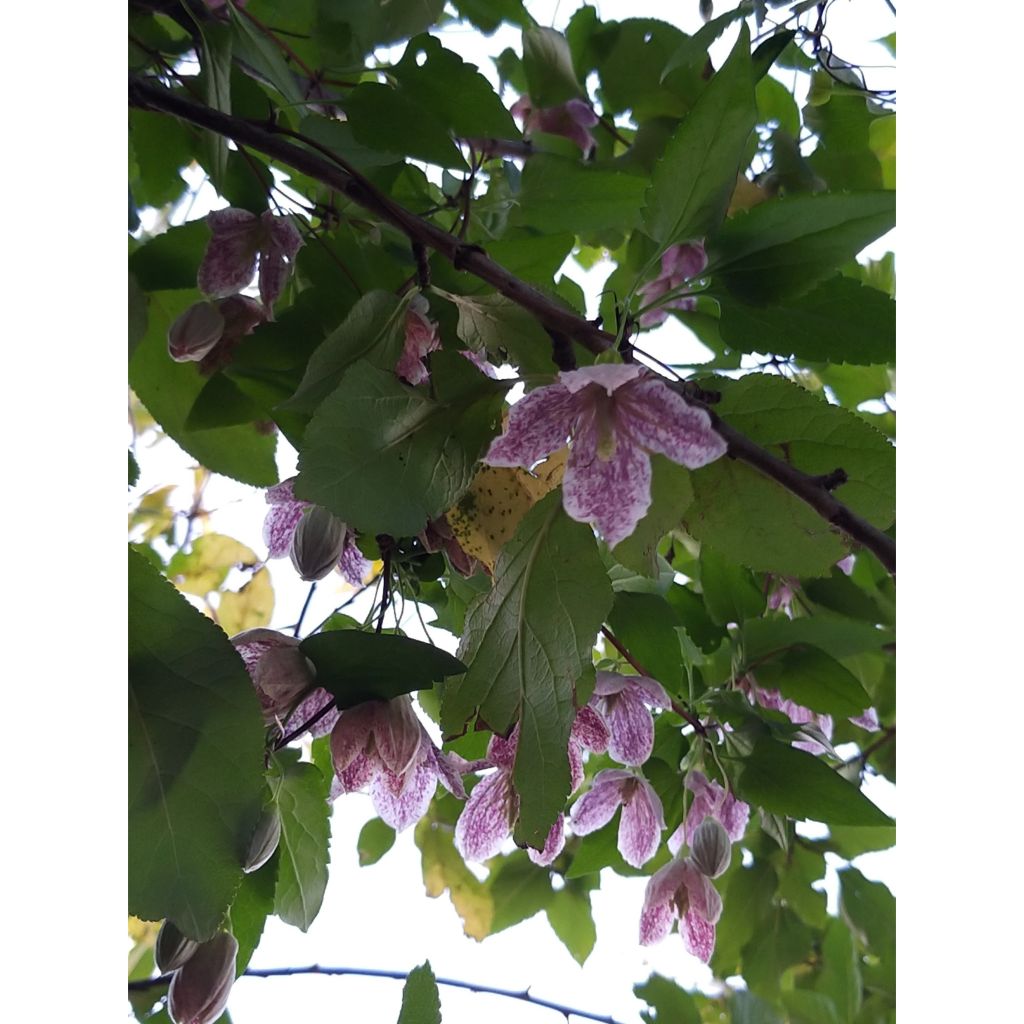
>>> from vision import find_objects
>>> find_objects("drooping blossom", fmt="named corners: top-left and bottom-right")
top-left (454, 707), bottom-right (609, 864)
top-left (419, 517), bottom-right (480, 578)
top-left (329, 696), bottom-right (468, 832)
top-left (230, 628), bottom-right (339, 738)
top-left (262, 477), bottom-right (370, 586)
top-left (167, 932), bottom-right (238, 1024)
top-left (484, 363), bottom-right (727, 547)
top-left (396, 294), bottom-right (441, 385)
top-left (569, 768), bottom-right (665, 868)
top-left (167, 295), bottom-right (266, 366)
top-left (640, 855), bottom-right (723, 963)
top-left (637, 243), bottom-right (708, 328)
top-left (590, 670), bottom-right (671, 766)
top-left (510, 96), bottom-right (599, 155)
top-left (668, 770), bottom-right (750, 856)
top-left (197, 208), bottom-right (304, 312)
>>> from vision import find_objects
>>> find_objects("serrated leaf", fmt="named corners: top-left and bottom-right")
top-left (358, 818), bottom-right (397, 866)
top-left (635, 973), bottom-right (702, 1024)
top-left (227, 3), bottom-right (305, 108)
top-left (713, 861), bottom-right (777, 975)
top-left (128, 548), bottom-right (265, 939)
top-left (271, 760), bottom-right (331, 931)
top-left (228, 852), bottom-right (278, 975)
top-left (185, 373), bottom-right (263, 431)
top-left (442, 291), bottom-right (553, 375)
top-left (546, 886), bottom-right (597, 965)
top-left (644, 25), bottom-right (756, 247)
top-left (442, 492), bottom-right (613, 847)
top-left (397, 961), bottom-right (441, 1024)
top-left (741, 614), bottom-right (892, 663)
top-left (661, 5), bottom-right (753, 80)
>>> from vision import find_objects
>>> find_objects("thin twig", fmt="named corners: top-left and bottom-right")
top-left (293, 581), bottom-right (317, 638)
top-left (273, 697), bottom-right (337, 750)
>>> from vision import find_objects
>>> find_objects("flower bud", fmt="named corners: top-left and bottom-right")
top-left (168, 932), bottom-right (238, 1024)
top-left (253, 645), bottom-right (316, 717)
top-left (243, 806), bottom-right (282, 873)
top-left (289, 506), bottom-right (347, 581)
top-left (154, 920), bottom-right (199, 974)
top-left (690, 817), bottom-right (732, 878)
top-left (167, 301), bottom-right (225, 362)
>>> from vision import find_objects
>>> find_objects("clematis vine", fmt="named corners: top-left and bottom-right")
top-left (197, 208), bottom-right (304, 312)
top-left (395, 294), bottom-right (441, 386)
top-left (569, 768), bottom-right (665, 868)
top-left (640, 855), bottom-right (723, 964)
top-left (484, 363), bottom-right (727, 547)
top-left (329, 696), bottom-right (468, 832)
top-left (636, 242), bottom-right (708, 328)
top-left (668, 770), bottom-right (750, 856)
top-left (590, 670), bottom-right (671, 766)
top-left (230, 628), bottom-right (338, 738)
top-left (262, 477), bottom-right (370, 585)
top-left (510, 95), bottom-right (599, 155)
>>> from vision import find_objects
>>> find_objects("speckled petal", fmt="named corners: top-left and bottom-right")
top-left (289, 687), bottom-right (339, 739)
top-left (639, 857), bottom-right (690, 946)
top-left (568, 739), bottom-right (585, 793)
top-left (396, 308), bottom-right (441, 385)
top-left (681, 911), bottom-right (716, 963)
top-left (198, 208), bottom-right (260, 297)
top-left (485, 382), bottom-right (577, 468)
top-left (718, 791), bottom-right (750, 843)
top-left (329, 703), bottom-right (379, 774)
top-left (605, 688), bottom-right (657, 766)
top-left (454, 769), bottom-right (517, 861)
top-left (431, 745), bottom-right (468, 800)
top-left (625, 675), bottom-right (671, 709)
top-left (336, 752), bottom-right (374, 793)
top-left (371, 760), bottom-right (436, 832)
top-left (487, 727), bottom-right (519, 770)
top-left (258, 213), bottom-right (304, 310)
top-left (593, 671), bottom-right (628, 697)
top-left (619, 779), bottom-right (665, 868)
top-left (559, 363), bottom-right (644, 395)
top-left (850, 706), bottom-right (881, 732)
top-left (569, 770), bottom-right (629, 835)
top-left (616, 378), bottom-right (728, 470)
top-left (572, 705), bottom-right (609, 753)
top-left (528, 814), bottom-right (565, 866)
top-left (338, 533), bottom-right (371, 586)
top-left (375, 698), bottom-right (424, 777)
top-left (263, 480), bottom-right (307, 558)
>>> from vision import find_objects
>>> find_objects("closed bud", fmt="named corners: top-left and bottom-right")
top-left (253, 645), bottom-right (316, 718)
top-left (690, 817), bottom-right (731, 878)
top-left (168, 932), bottom-right (238, 1024)
top-left (167, 301), bottom-right (225, 362)
top-left (243, 806), bottom-right (281, 873)
top-left (289, 506), bottom-right (347, 581)
top-left (154, 920), bottom-right (199, 974)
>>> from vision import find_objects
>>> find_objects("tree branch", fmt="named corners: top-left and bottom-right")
top-left (128, 965), bottom-right (628, 1024)
top-left (127, 76), bottom-right (896, 573)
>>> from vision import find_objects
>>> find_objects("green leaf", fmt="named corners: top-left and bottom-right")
top-left (774, 843), bottom-right (827, 929)
top-left (741, 905), bottom-right (813, 998)
top-left (827, 823), bottom-right (895, 859)
top-left (227, 3), bottom-right (306, 108)
top-left (839, 866), bottom-right (895, 964)
top-left (643, 25), bottom-right (756, 247)
top-left (522, 25), bottom-right (581, 106)
top-left (397, 961), bottom-right (441, 1024)
top-left (718, 275), bottom-right (895, 365)
top-left (299, 631), bottom-right (466, 709)
top-left (442, 492), bottom-right (614, 848)
top-left (488, 853), bottom-right (553, 933)
top-left (816, 918), bottom-right (862, 1024)
top-left (733, 739), bottom-right (894, 826)
top-left (129, 108), bottom-right (193, 208)
top-left (805, 78), bottom-right (884, 191)
top-left (607, 591), bottom-right (685, 692)
top-left (731, 991), bottom-right (783, 1024)
top-left (546, 885), bottom-right (597, 965)
top-left (869, 115), bottom-right (896, 189)
top-left (781, 991), bottom-right (841, 1024)
top-left (453, 0), bottom-right (533, 33)
top-left (707, 192), bottom-right (896, 304)
top-left (197, 21), bottom-right (232, 183)
top-left (635, 973), bottom-right (702, 1024)
top-left (129, 273), bottom-right (149, 358)
top-left (713, 861), bottom-right (777, 975)
top-left (296, 353), bottom-right (505, 536)
top-left (741, 613), bottom-right (892, 663)
top-left (756, 645), bottom-right (872, 717)
top-left (228, 852), bottom-right (278, 974)
top-left (185, 373), bottom-right (263, 431)
top-left (357, 818), bottom-right (397, 866)
top-left (700, 546), bottom-right (766, 624)
top-left (129, 450), bottom-right (140, 487)
top-left (442, 291), bottom-right (554, 376)
top-left (270, 759), bottom-right (331, 932)
top-left (128, 290), bottom-right (278, 486)
top-left (660, 5), bottom-right (753, 80)
top-left (128, 548), bottom-right (265, 939)
top-left (129, 221), bottom-right (209, 291)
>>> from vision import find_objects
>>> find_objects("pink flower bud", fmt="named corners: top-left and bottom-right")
top-left (689, 817), bottom-right (732, 878)
top-left (168, 932), bottom-right (238, 1024)
top-left (289, 506), bottom-right (348, 581)
top-left (154, 920), bottom-right (199, 974)
top-left (167, 301), bottom-right (226, 362)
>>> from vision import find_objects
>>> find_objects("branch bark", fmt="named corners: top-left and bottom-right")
top-left (127, 75), bottom-right (896, 573)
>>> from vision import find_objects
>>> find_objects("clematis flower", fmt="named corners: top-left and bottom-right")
top-left (569, 769), bottom-right (665, 868)
top-left (668, 770), bottom-right (750, 856)
top-left (636, 243), bottom-right (708, 328)
top-left (590, 670), bottom-right (671, 766)
top-left (396, 295), bottom-right (441, 386)
top-left (231, 627), bottom-right (339, 738)
top-left (330, 697), bottom-right (468, 832)
top-left (510, 95), bottom-right (599, 155)
top-left (167, 295), bottom-right (266, 366)
top-left (484, 363), bottom-right (727, 547)
top-left (640, 855), bottom-right (723, 963)
top-left (262, 477), bottom-right (370, 586)
top-left (418, 517), bottom-right (481, 578)
top-left (197, 208), bottom-right (304, 312)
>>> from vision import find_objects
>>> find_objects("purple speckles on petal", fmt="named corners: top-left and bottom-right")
top-left (572, 704), bottom-right (610, 753)
top-left (603, 688), bottom-right (657, 766)
top-left (681, 911), bottom-right (716, 963)
top-left (198, 208), bottom-right (261, 298)
top-left (569, 770), bottom-right (630, 835)
top-left (396, 307), bottom-right (441, 385)
top-left (371, 760), bottom-right (437, 832)
top-left (258, 213), bottom-right (304, 311)
top-left (618, 779), bottom-right (665, 868)
top-left (339, 535), bottom-right (371, 586)
top-left (528, 814), bottom-right (565, 866)
top-left (484, 383), bottom-right (576, 468)
top-left (454, 769), bottom-right (517, 861)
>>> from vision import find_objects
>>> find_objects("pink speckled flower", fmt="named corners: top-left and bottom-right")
top-left (484, 363), bottom-right (726, 547)
top-left (329, 697), bottom-right (467, 832)
top-left (262, 477), bottom-right (370, 586)
top-left (231, 628), bottom-right (339, 738)
top-left (636, 243), bottom-right (708, 328)
top-left (591, 670), bottom-right (671, 766)
top-left (569, 769), bottom-right (665, 868)
top-left (639, 855), bottom-right (723, 963)
top-left (197, 208), bottom-right (303, 312)
top-left (667, 770), bottom-right (750, 856)
top-left (396, 295), bottom-right (442, 385)
top-left (510, 96), bottom-right (599, 155)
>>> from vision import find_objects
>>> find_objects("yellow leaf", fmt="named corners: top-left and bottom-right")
top-left (728, 173), bottom-right (769, 215)
top-left (170, 533), bottom-right (259, 597)
top-left (217, 567), bottom-right (275, 635)
top-left (415, 819), bottom-right (493, 941)
top-left (127, 916), bottom-right (161, 976)
top-left (129, 485), bottom-right (177, 542)
top-left (445, 450), bottom-right (566, 571)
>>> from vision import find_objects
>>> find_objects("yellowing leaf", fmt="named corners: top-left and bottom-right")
top-left (869, 115), bottom-right (895, 189)
top-left (129, 485), bottom-right (177, 542)
top-left (218, 567), bottom-right (275, 635)
top-left (415, 819), bottom-right (493, 941)
top-left (728, 174), bottom-right (769, 215)
top-left (445, 450), bottom-right (566, 571)
top-left (127, 916), bottom-right (161, 976)
top-left (169, 533), bottom-right (259, 597)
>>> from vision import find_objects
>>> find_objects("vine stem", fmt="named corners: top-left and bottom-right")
top-left (128, 965), bottom-right (628, 1024)
top-left (127, 76), bottom-right (896, 573)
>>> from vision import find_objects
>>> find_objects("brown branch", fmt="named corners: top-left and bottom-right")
top-left (127, 76), bottom-right (896, 573)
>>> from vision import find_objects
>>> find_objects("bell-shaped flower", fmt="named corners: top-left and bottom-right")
top-left (590, 670), bottom-right (671, 766)
top-left (167, 295), bottom-right (265, 366)
top-left (330, 696), bottom-right (467, 832)
top-left (396, 295), bottom-right (442, 385)
top-left (511, 95), bottom-right (599, 155)
top-left (167, 932), bottom-right (238, 1024)
top-left (262, 477), bottom-right (370, 586)
top-left (636, 243), bottom-right (708, 328)
top-left (639, 855), bottom-right (723, 964)
top-left (569, 769), bottom-right (665, 868)
top-left (484, 363), bottom-right (727, 547)
top-left (197, 208), bottom-right (303, 312)
top-left (668, 769), bottom-right (750, 856)
top-left (230, 627), bottom-right (339, 738)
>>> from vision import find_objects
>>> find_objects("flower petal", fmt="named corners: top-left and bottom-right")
top-left (487, 727), bottom-right (519, 770)
top-left (618, 779), bottom-right (665, 868)
top-left (625, 675), bottom-right (671, 709)
top-left (330, 703), bottom-right (379, 773)
top-left (605, 689), bottom-right (656, 766)
top-left (559, 363), bottom-right (645, 395)
top-left (569, 770), bottom-right (630, 835)
top-left (430, 745), bottom-right (468, 800)
top-left (339, 533), bottom-right (372, 586)
top-left (375, 698), bottom-right (424, 777)
top-left (396, 308), bottom-right (441, 385)
top-left (683, 860), bottom-right (724, 924)
top-left (850, 706), bottom-right (881, 732)
top-left (263, 481), bottom-right (307, 558)
top-left (528, 814), bottom-right (565, 866)
top-left (616, 378), bottom-right (727, 470)
top-left (680, 911), bottom-right (716, 963)
top-left (661, 242), bottom-right (707, 281)
top-left (198, 208), bottom-right (260, 297)
top-left (454, 769), bottom-right (517, 861)
top-left (289, 687), bottom-right (339, 739)
top-left (258, 213), bottom-right (304, 310)
top-left (571, 704), bottom-right (610, 753)
top-left (371, 760), bottom-right (436, 832)
top-left (485, 382), bottom-right (577, 468)
top-left (639, 857), bottom-right (690, 946)
top-left (336, 752), bottom-right (374, 793)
